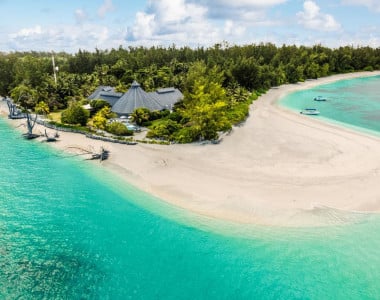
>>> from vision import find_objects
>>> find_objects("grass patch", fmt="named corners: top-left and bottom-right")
top-left (48, 111), bottom-right (63, 123)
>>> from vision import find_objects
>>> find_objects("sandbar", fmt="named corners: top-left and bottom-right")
top-left (2, 71), bottom-right (380, 226)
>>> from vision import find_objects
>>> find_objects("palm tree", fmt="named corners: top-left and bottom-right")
top-left (130, 108), bottom-right (151, 126)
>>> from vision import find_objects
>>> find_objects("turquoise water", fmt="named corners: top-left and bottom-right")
top-left (1, 77), bottom-right (380, 299)
top-left (279, 75), bottom-right (380, 136)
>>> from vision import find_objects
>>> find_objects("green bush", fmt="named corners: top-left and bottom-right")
top-left (172, 126), bottom-right (201, 143)
top-left (141, 120), bottom-right (152, 127)
top-left (130, 107), bottom-right (151, 126)
top-left (363, 66), bottom-right (374, 71)
top-left (226, 108), bottom-right (248, 124)
top-left (149, 109), bottom-right (170, 121)
top-left (146, 119), bottom-right (181, 140)
top-left (61, 102), bottom-right (89, 126)
top-left (226, 99), bottom-right (252, 124)
top-left (90, 99), bottom-right (110, 113)
top-left (250, 92), bottom-right (259, 101)
top-left (167, 111), bottom-right (182, 122)
top-left (256, 88), bottom-right (267, 95)
top-left (47, 121), bottom-right (89, 132)
top-left (106, 122), bottom-right (133, 136)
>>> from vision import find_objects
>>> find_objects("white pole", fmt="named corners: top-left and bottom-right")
top-left (52, 54), bottom-right (57, 85)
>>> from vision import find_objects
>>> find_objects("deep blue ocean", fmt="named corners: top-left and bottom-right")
top-left (1, 75), bottom-right (380, 299)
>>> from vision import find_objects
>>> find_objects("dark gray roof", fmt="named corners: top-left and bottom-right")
top-left (89, 82), bottom-right (183, 115)
top-left (149, 88), bottom-right (183, 110)
top-left (88, 86), bottom-right (123, 106)
top-left (157, 87), bottom-right (176, 94)
top-left (97, 94), bottom-right (122, 106)
top-left (112, 81), bottom-right (163, 115)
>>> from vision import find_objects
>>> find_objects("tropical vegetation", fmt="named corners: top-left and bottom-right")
top-left (0, 44), bottom-right (379, 142)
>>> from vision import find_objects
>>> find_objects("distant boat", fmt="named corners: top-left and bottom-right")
top-left (300, 108), bottom-right (320, 115)
top-left (314, 96), bottom-right (327, 101)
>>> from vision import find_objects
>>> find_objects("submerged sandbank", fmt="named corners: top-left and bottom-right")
top-left (2, 71), bottom-right (380, 227)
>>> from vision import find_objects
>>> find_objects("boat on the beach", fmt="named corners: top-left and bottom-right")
top-left (300, 108), bottom-right (320, 115)
top-left (314, 96), bottom-right (327, 101)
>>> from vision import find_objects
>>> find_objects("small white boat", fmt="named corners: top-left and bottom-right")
top-left (314, 96), bottom-right (327, 101)
top-left (300, 108), bottom-right (320, 115)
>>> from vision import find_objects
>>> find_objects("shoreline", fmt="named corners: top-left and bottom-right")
top-left (2, 71), bottom-right (380, 227)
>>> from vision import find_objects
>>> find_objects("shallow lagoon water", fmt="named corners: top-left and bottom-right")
top-left (279, 75), bottom-right (380, 136)
top-left (1, 76), bottom-right (380, 299)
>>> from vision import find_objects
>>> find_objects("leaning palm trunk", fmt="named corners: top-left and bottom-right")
top-left (6, 98), bottom-right (25, 119)
top-left (23, 112), bottom-right (39, 139)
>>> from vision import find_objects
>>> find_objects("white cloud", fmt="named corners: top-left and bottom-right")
top-left (190, 0), bottom-right (286, 21)
top-left (224, 20), bottom-right (246, 36)
top-left (75, 9), bottom-right (87, 24)
top-left (126, 0), bottom-right (220, 45)
top-left (98, 0), bottom-right (114, 18)
top-left (4, 0), bottom-right (379, 52)
top-left (7, 24), bottom-right (119, 52)
top-left (9, 25), bottom-right (43, 38)
top-left (215, 0), bottom-right (287, 7)
top-left (128, 12), bottom-right (156, 41)
top-left (150, 0), bottom-right (206, 23)
top-left (341, 0), bottom-right (380, 12)
top-left (297, 1), bottom-right (341, 31)
top-left (333, 25), bottom-right (380, 47)
top-left (125, 0), bottom-right (286, 46)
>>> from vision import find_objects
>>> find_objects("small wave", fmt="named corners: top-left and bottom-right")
top-left (294, 205), bottom-right (369, 226)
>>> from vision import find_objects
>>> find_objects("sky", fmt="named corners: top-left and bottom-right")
top-left (0, 0), bottom-right (379, 53)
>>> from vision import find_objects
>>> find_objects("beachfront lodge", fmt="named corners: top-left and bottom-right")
top-left (88, 81), bottom-right (183, 116)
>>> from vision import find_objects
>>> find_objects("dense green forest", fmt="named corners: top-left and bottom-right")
top-left (1, 44), bottom-right (379, 142)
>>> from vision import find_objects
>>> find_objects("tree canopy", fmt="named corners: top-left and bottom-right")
top-left (1, 44), bottom-right (379, 142)
top-left (61, 102), bottom-right (89, 126)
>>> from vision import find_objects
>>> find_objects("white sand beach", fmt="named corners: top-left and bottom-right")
top-left (2, 71), bottom-right (380, 226)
